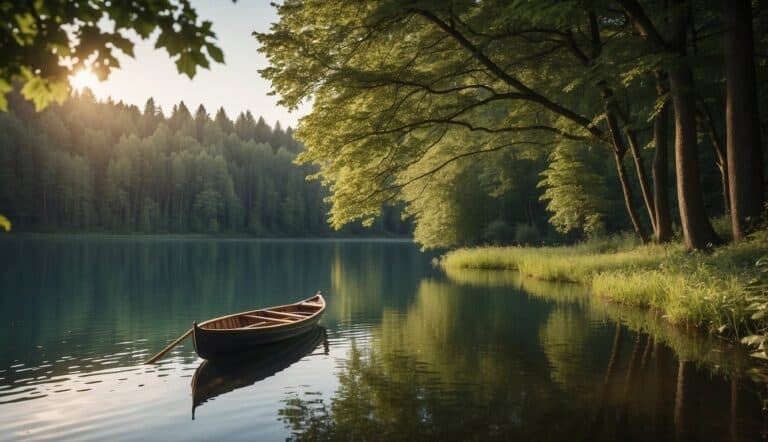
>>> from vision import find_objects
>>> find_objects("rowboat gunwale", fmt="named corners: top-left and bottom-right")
top-left (196, 292), bottom-right (326, 333)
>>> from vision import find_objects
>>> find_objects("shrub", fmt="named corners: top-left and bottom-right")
top-left (482, 220), bottom-right (515, 245)
top-left (513, 223), bottom-right (539, 245)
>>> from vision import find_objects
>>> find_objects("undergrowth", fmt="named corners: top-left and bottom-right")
top-left (439, 232), bottom-right (768, 340)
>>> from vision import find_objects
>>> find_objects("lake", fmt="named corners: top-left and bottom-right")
top-left (0, 236), bottom-right (766, 441)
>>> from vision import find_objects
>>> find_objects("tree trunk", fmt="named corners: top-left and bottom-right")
top-left (614, 151), bottom-right (650, 243)
top-left (724, 0), bottom-right (764, 240)
top-left (605, 83), bottom-right (657, 233)
top-left (601, 83), bottom-right (650, 243)
top-left (697, 98), bottom-right (730, 214)
top-left (625, 127), bottom-right (657, 233)
top-left (653, 71), bottom-right (673, 242)
top-left (668, 0), bottom-right (721, 250)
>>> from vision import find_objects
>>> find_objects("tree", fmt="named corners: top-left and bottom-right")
top-left (285, 127), bottom-right (304, 154)
top-left (0, 0), bottom-right (225, 110)
top-left (259, 0), bottom-right (768, 250)
top-left (724, 0), bottom-right (764, 240)
top-left (234, 111), bottom-right (257, 141)
top-left (1, 88), bottom-right (415, 238)
top-left (652, 72), bottom-right (672, 243)
top-left (666, 0), bottom-right (721, 249)
top-left (105, 156), bottom-right (132, 228)
top-left (214, 107), bottom-right (234, 134)
top-left (539, 142), bottom-right (612, 238)
top-left (256, 1), bottom-right (657, 243)
top-left (254, 116), bottom-right (272, 144)
top-left (169, 101), bottom-right (193, 132)
top-left (616, 0), bottom-right (723, 249)
top-left (140, 98), bottom-right (161, 136)
top-left (194, 104), bottom-right (209, 140)
top-left (270, 121), bottom-right (287, 151)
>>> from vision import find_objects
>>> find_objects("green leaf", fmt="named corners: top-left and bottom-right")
top-left (206, 44), bottom-right (225, 64)
top-left (20, 74), bottom-right (70, 111)
top-left (0, 79), bottom-right (13, 111)
top-left (0, 214), bottom-right (10, 232)
top-left (110, 33), bottom-right (135, 58)
top-left (176, 53), bottom-right (197, 78)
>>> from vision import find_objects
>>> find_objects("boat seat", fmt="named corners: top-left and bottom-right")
top-left (242, 314), bottom-right (292, 324)
top-left (263, 309), bottom-right (307, 320)
top-left (300, 301), bottom-right (323, 308)
top-left (243, 315), bottom-right (293, 327)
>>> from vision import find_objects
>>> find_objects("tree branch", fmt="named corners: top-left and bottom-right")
top-left (356, 140), bottom-right (545, 203)
top-left (411, 8), bottom-right (603, 139)
top-left (615, 0), bottom-right (672, 51)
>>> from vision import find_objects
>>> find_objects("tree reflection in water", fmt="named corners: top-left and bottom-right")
top-left (278, 272), bottom-right (768, 441)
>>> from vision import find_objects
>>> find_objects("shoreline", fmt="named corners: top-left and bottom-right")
top-left (0, 232), bottom-right (416, 242)
top-left (439, 236), bottom-right (768, 345)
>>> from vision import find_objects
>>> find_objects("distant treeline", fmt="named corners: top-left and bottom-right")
top-left (0, 90), bottom-right (409, 236)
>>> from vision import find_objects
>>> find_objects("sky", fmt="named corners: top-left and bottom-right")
top-left (82, 1), bottom-right (308, 128)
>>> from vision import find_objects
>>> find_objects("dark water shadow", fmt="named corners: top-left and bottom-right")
top-left (191, 327), bottom-right (328, 420)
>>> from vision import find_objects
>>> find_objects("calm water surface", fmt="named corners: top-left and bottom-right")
top-left (1, 236), bottom-right (767, 441)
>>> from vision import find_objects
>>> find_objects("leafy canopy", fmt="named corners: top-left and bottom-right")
top-left (0, 0), bottom-right (226, 110)
top-left (258, 0), bottom-right (743, 248)
top-left (255, 1), bottom-right (637, 239)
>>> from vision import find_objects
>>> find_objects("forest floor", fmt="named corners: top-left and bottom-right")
top-left (439, 230), bottom-right (768, 341)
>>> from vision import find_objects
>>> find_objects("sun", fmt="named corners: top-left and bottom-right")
top-left (70, 69), bottom-right (99, 91)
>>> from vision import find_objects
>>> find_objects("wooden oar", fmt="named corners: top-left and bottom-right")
top-left (145, 328), bottom-right (193, 364)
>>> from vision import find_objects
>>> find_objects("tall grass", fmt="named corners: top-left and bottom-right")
top-left (439, 234), bottom-right (768, 337)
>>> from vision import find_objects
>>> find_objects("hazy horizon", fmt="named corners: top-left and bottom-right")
top-left (80, 1), bottom-right (308, 129)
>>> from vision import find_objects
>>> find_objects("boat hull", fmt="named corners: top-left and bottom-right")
top-left (191, 293), bottom-right (326, 360)
top-left (192, 316), bottom-right (322, 359)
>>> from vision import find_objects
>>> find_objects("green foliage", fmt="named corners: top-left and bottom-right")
top-left (740, 257), bottom-right (768, 359)
top-left (0, 90), bottom-right (410, 236)
top-left (256, 0), bottom-right (612, 241)
top-left (513, 223), bottom-right (539, 245)
top-left (395, 149), bottom-right (554, 249)
top-left (482, 220), bottom-right (515, 245)
top-left (539, 142), bottom-right (612, 237)
top-left (440, 236), bottom-right (768, 339)
top-left (0, 0), bottom-right (225, 110)
top-left (0, 214), bottom-right (10, 231)
top-left (257, 1), bottom-right (718, 249)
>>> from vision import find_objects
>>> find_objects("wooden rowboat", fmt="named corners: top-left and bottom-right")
top-left (192, 292), bottom-right (326, 360)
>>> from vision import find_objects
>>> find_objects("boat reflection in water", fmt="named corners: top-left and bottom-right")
top-left (191, 326), bottom-right (328, 419)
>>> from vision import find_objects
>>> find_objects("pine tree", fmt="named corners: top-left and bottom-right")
top-left (0, 91), bottom-right (410, 238)
top-left (234, 111), bottom-right (257, 141)
top-left (194, 104), bottom-right (209, 141)
top-left (169, 101), bottom-right (192, 132)
top-left (214, 107), bottom-right (234, 133)
top-left (269, 121), bottom-right (285, 151)
top-left (140, 97), bottom-right (161, 136)
top-left (254, 116), bottom-right (271, 143)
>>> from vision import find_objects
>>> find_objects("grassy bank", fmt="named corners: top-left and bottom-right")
top-left (439, 234), bottom-right (768, 337)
